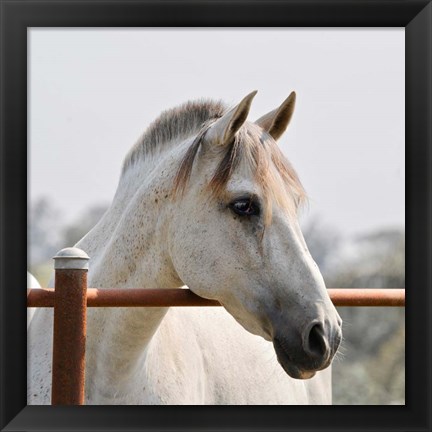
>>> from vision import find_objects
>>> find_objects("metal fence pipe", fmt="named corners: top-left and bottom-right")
top-left (28, 287), bottom-right (405, 308)
top-left (327, 288), bottom-right (405, 307)
top-left (51, 248), bottom-right (89, 405)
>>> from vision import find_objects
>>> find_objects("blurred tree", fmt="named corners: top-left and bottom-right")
top-left (62, 203), bottom-right (109, 247)
top-left (324, 228), bottom-right (405, 405)
top-left (301, 221), bottom-right (405, 404)
top-left (302, 217), bottom-right (341, 271)
top-left (326, 229), bottom-right (405, 289)
top-left (28, 197), bottom-right (64, 266)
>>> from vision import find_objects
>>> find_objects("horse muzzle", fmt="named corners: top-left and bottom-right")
top-left (273, 320), bottom-right (342, 380)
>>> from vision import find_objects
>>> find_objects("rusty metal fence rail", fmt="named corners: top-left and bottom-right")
top-left (27, 248), bottom-right (405, 406)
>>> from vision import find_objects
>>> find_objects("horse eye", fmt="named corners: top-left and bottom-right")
top-left (229, 198), bottom-right (260, 217)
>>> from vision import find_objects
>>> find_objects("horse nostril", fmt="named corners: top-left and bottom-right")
top-left (304, 323), bottom-right (328, 359)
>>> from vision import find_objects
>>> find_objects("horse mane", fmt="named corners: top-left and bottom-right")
top-left (122, 98), bottom-right (306, 225)
top-left (121, 99), bottom-right (227, 174)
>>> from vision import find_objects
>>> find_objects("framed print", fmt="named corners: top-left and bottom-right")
top-left (1, 1), bottom-right (431, 431)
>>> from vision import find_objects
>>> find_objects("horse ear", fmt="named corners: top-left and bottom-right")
top-left (206, 91), bottom-right (257, 146)
top-left (255, 91), bottom-right (296, 141)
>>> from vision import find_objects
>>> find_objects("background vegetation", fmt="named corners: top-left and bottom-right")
top-left (303, 219), bottom-right (405, 405)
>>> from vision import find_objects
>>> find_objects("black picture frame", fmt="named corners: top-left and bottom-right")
top-left (1, 1), bottom-right (430, 431)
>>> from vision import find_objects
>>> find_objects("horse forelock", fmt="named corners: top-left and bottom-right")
top-left (173, 122), bottom-right (307, 225)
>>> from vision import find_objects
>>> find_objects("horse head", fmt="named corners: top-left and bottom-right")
top-left (169, 91), bottom-right (342, 379)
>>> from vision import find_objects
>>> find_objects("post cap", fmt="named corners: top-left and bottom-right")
top-left (53, 247), bottom-right (90, 270)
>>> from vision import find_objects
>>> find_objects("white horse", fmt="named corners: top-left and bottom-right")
top-left (28, 91), bottom-right (342, 405)
top-left (27, 272), bottom-right (40, 329)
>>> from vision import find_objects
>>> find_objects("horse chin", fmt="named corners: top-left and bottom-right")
top-left (280, 362), bottom-right (316, 380)
top-left (273, 339), bottom-right (317, 380)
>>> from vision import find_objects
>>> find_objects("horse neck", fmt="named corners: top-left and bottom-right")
top-left (76, 144), bottom-right (188, 399)
top-left (78, 146), bottom-right (186, 288)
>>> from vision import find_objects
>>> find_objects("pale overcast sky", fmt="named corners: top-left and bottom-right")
top-left (29, 28), bottom-right (404, 236)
